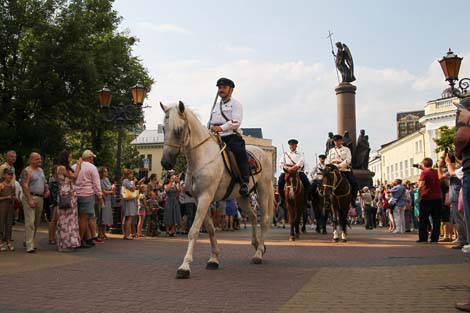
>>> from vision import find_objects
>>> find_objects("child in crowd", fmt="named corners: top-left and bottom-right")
top-left (137, 184), bottom-right (147, 237)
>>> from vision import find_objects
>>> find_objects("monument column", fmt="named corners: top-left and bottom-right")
top-left (335, 82), bottom-right (357, 150)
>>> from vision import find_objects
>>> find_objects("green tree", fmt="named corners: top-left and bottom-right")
top-left (433, 125), bottom-right (456, 154)
top-left (0, 0), bottom-right (154, 171)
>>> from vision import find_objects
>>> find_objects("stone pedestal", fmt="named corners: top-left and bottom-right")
top-left (335, 82), bottom-right (357, 150)
top-left (353, 169), bottom-right (374, 189)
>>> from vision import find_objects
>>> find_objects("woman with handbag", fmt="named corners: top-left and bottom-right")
top-left (56, 151), bottom-right (82, 252)
top-left (121, 169), bottom-right (138, 240)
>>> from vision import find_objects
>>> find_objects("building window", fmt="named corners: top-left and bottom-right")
top-left (415, 121), bottom-right (420, 129)
top-left (415, 141), bottom-right (418, 153)
top-left (400, 161), bottom-right (403, 178)
top-left (419, 140), bottom-right (423, 153)
top-left (407, 122), bottom-right (414, 129)
top-left (410, 158), bottom-right (414, 175)
top-left (404, 160), bottom-right (409, 177)
top-left (399, 123), bottom-right (406, 130)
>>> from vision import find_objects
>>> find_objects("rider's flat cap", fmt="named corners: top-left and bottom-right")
top-left (216, 78), bottom-right (235, 88)
top-left (333, 134), bottom-right (343, 140)
top-left (318, 154), bottom-right (326, 159)
top-left (288, 139), bottom-right (298, 145)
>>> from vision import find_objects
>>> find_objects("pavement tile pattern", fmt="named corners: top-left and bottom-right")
top-left (0, 225), bottom-right (468, 313)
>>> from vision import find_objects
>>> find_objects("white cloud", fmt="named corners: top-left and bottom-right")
top-left (135, 22), bottom-right (191, 34)
top-left (219, 43), bottom-right (255, 54)
top-left (143, 55), bottom-right (470, 176)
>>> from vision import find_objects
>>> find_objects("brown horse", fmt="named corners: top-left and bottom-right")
top-left (321, 164), bottom-right (351, 242)
top-left (284, 170), bottom-right (305, 241)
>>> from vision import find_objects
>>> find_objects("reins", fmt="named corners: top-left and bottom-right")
top-left (163, 111), bottom-right (225, 169)
top-left (323, 169), bottom-right (351, 199)
top-left (163, 112), bottom-right (212, 152)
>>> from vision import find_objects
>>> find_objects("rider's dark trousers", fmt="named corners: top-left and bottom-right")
top-left (278, 172), bottom-right (310, 205)
top-left (222, 134), bottom-right (250, 183)
top-left (340, 170), bottom-right (358, 207)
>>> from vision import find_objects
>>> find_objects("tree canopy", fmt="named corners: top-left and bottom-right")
top-left (0, 0), bottom-right (153, 172)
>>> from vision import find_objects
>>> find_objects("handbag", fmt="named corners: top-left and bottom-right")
top-left (58, 193), bottom-right (72, 210)
top-left (121, 186), bottom-right (138, 200)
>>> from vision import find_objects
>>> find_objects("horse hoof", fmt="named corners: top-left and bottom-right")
top-left (333, 238), bottom-right (339, 243)
top-left (252, 256), bottom-right (263, 264)
top-left (289, 236), bottom-right (295, 241)
top-left (341, 239), bottom-right (347, 243)
top-left (176, 269), bottom-right (190, 279)
top-left (206, 262), bottom-right (219, 270)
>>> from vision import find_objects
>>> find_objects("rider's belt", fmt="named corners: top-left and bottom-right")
top-left (211, 123), bottom-right (222, 126)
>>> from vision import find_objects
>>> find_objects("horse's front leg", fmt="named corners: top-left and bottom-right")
top-left (239, 197), bottom-right (260, 253)
top-left (176, 195), bottom-right (211, 279)
top-left (203, 213), bottom-right (220, 269)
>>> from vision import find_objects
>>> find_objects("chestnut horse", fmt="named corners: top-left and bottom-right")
top-left (284, 170), bottom-right (305, 241)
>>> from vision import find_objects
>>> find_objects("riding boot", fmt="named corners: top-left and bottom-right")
top-left (239, 163), bottom-right (250, 197)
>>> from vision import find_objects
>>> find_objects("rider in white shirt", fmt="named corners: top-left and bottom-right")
top-left (326, 134), bottom-right (358, 207)
top-left (208, 78), bottom-right (249, 196)
top-left (278, 139), bottom-right (310, 205)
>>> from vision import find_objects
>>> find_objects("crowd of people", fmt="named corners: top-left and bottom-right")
top-left (0, 149), bottom-right (253, 253)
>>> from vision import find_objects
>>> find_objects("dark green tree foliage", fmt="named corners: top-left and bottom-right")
top-left (0, 0), bottom-right (153, 171)
top-left (434, 125), bottom-right (456, 153)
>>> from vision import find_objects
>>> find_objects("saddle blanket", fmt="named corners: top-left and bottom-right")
top-left (222, 149), bottom-right (262, 177)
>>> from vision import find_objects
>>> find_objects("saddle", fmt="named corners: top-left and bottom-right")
top-left (221, 149), bottom-right (263, 178)
top-left (218, 138), bottom-right (262, 200)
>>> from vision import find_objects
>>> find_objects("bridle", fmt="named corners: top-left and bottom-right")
top-left (322, 168), bottom-right (351, 199)
top-left (284, 171), bottom-right (302, 197)
top-left (163, 112), bottom-right (213, 153)
top-left (162, 111), bottom-right (227, 170)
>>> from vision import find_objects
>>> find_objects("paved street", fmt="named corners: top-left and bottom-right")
top-left (0, 224), bottom-right (469, 313)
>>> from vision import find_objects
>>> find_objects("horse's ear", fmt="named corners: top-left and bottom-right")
top-left (160, 102), bottom-right (168, 112)
top-left (178, 101), bottom-right (185, 113)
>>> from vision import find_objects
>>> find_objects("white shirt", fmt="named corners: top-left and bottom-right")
top-left (280, 149), bottom-right (305, 172)
top-left (15, 180), bottom-right (23, 200)
top-left (209, 97), bottom-right (243, 137)
top-left (326, 145), bottom-right (352, 171)
top-left (310, 162), bottom-right (325, 181)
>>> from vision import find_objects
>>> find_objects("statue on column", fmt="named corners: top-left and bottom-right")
top-left (333, 42), bottom-right (356, 83)
top-left (325, 132), bottom-right (334, 155)
top-left (354, 129), bottom-right (371, 170)
top-left (343, 131), bottom-right (353, 154)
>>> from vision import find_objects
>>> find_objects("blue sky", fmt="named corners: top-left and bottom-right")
top-left (114, 0), bottom-right (470, 173)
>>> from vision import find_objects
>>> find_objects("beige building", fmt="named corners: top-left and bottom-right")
top-left (370, 88), bottom-right (457, 184)
top-left (131, 126), bottom-right (277, 181)
top-left (396, 110), bottom-right (424, 138)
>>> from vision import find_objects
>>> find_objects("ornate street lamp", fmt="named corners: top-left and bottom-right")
top-left (97, 81), bottom-right (147, 233)
top-left (439, 49), bottom-right (469, 99)
top-left (131, 80), bottom-right (146, 105)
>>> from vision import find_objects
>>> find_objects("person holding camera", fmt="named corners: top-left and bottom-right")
top-left (417, 158), bottom-right (442, 243)
top-left (163, 171), bottom-right (182, 237)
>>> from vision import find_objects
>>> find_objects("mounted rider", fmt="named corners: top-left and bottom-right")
top-left (310, 154), bottom-right (327, 190)
top-left (208, 78), bottom-right (250, 197)
top-left (278, 139), bottom-right (310, 205)
top-left (325, 134), bottom-right (358, 207)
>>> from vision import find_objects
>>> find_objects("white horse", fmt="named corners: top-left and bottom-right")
top-left (160, 101), bottom-right (274, 279)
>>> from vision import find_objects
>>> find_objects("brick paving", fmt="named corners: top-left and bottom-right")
top-left (0, 224), bottom-right (469, 313)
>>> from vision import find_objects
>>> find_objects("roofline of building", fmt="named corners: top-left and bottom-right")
top-left (379, 127), bottom-right (424, 151)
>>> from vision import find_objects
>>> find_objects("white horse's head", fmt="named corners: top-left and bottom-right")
top-left (160, 101), bottom-right (187, 170)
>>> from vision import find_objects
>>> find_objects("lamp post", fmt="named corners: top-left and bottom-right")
top-left (97, 81), bottom-right (147, 233)
top-left (438, 49), bottom-right (470, 102)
